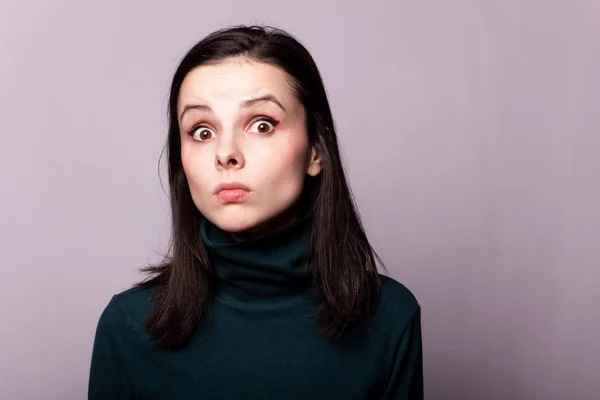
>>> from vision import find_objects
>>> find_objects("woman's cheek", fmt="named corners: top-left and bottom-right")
top-left (271, 138), bottom-right (309, 173)
top-left (181, 152), bottom-right (212, 202)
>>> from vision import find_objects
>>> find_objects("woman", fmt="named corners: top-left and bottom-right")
top-left (88, 25), bottom-right (423, 399)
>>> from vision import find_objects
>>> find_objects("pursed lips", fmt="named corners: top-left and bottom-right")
top-left (214, 182), bottom-right (251, 202)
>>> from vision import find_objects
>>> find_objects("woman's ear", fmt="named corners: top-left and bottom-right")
top-left (306, 146), bottom-right (323, 176)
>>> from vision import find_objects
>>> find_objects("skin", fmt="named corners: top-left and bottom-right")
top-left (177, 57), bottom-right (322, 240)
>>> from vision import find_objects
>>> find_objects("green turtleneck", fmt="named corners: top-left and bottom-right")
top-left (88, 212), bottom-right (423, 399)
top-left (201, 207), bottom-right (314, 309)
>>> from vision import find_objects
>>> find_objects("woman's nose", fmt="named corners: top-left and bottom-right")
top-left (214, 134), bottom-right (244, 170)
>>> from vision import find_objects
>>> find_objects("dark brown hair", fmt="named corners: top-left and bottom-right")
top-left (136, 25), bottom-right (387, 349)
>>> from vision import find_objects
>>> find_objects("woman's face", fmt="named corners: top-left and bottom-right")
top-left (177, 57), bottom-right (322, 239)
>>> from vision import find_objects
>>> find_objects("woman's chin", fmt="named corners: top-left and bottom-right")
top-left (202, 203), bottom-right (298, 240)
top-left (205, 209), bottom-right (261, 234)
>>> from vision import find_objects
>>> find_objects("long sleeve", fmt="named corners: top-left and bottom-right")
top-left (88, 295), bottom-right (134, 400)
top-left (381, 307), bottom-right (424, 399)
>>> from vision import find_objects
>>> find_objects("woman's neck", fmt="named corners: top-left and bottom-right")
top-left (199, 199), bottom-right (314, 307)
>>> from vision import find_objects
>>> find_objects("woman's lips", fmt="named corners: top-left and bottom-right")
top-left (214, 182), bottom-right (251, 202)
top-left (216, 189), bottom-right (250, 202)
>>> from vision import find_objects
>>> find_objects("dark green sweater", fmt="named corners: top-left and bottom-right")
top-left (88, 213), bottom-right (423, 399)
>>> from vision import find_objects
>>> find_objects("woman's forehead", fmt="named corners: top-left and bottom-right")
top-left (177, 58), bottom-right (296, 110)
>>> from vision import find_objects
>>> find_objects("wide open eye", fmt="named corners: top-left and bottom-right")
top-left (248, 117), bottom-right (279, 135)
top-left (189, 126), bottom-right (216, 142)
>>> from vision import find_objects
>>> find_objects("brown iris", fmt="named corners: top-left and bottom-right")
top-left (257, 122), bottom-right (271, 134)
top-left (199, 129), bottom-right (212, 140)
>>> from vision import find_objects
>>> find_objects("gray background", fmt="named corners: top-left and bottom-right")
top-left (1, 0), bottom-right (598, 399)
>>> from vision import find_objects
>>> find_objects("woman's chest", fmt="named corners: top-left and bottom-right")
top-left (130, 304), bottom-right (391, 399)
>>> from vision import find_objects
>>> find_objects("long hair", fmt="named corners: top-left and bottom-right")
top-left (136, 25), bottom-right (386, 350)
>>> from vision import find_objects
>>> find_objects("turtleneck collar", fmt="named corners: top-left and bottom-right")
top-left (199, 207), bottom-right (313, 308)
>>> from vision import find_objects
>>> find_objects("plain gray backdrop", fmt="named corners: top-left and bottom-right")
top-left (1, 0), bottom-right (599, 399)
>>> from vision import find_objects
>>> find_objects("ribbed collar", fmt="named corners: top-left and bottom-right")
top-left (199, 208), bottom-right (313, 308)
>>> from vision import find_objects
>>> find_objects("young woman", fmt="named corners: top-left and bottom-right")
top-left (88, 25), bottom-right (423, 399)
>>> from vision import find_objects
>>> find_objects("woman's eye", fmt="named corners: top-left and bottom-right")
top-left (191, 126), bottom-right (215, 141)
top-left (249, 118), bottom-right (278, 135)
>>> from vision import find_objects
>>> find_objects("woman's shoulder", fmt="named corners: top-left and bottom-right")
top-left (113, 283), bottom-right (157, 310)
top-left (375, 273), bottom-right (421, 329)
top-left (96, 283), bottom-right (157, 335)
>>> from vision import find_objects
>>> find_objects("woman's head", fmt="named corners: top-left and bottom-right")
top-left (177, 57), bottom-right (322, 239)
top-left (167, 25), bottom-right (338, 238)
top-left (142, 25), bottom-right (383, 349)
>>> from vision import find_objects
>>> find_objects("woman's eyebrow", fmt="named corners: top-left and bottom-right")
top-left (179, 94), bottom-right (286, 124)
top-left (240, 94), bottom-right (286, 112)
